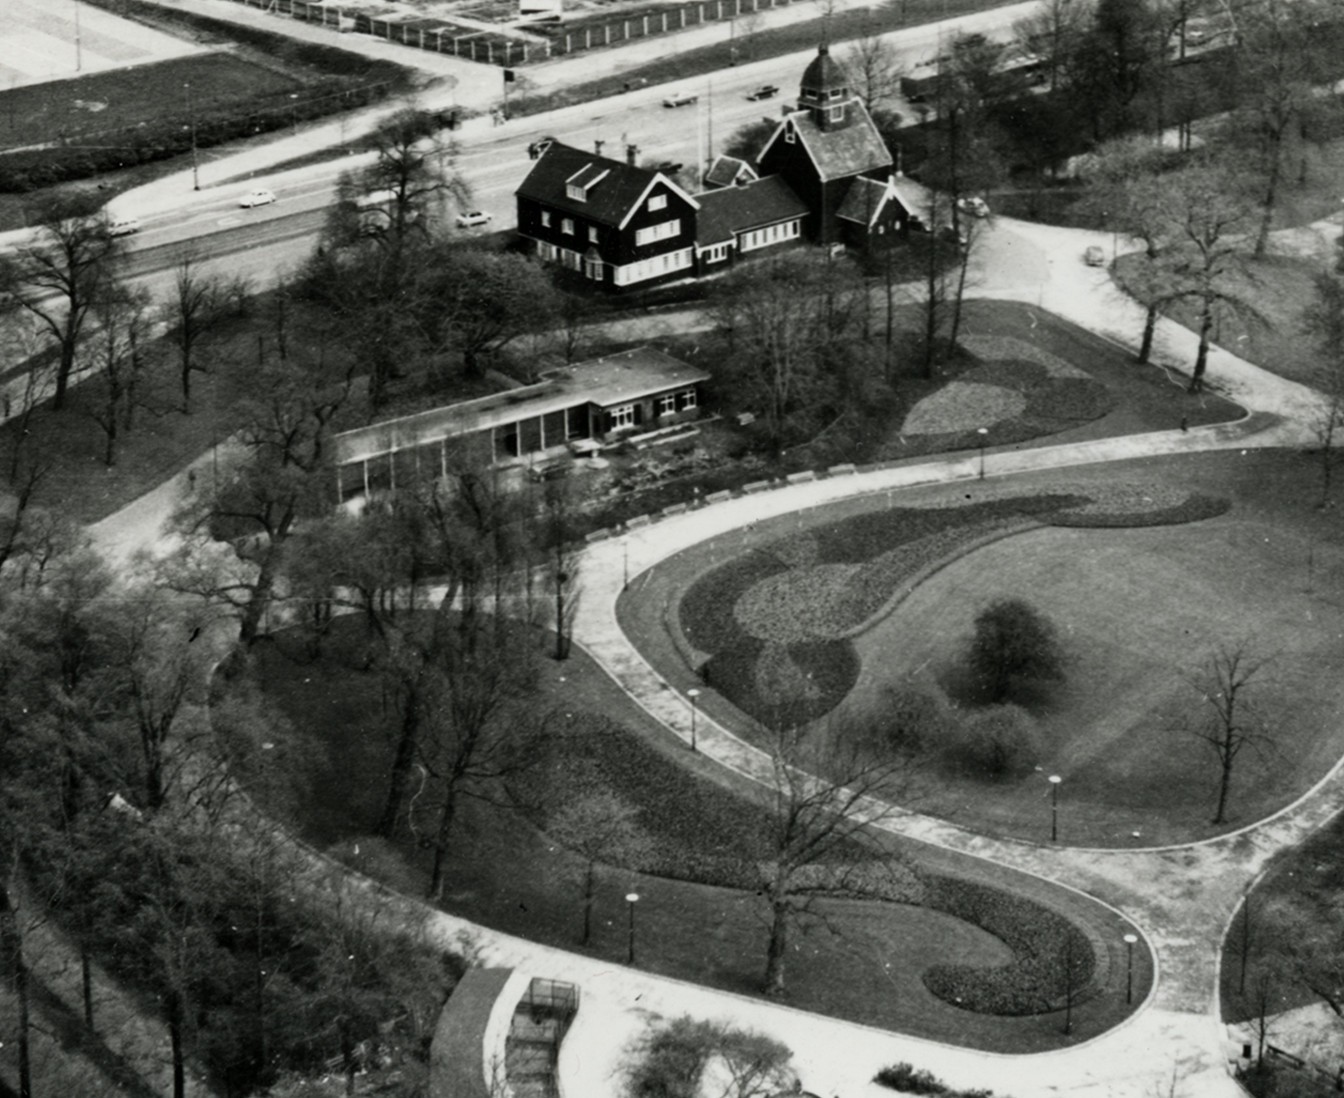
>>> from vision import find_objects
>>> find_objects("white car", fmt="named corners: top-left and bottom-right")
top-left (456, 210), bottom-right (493, 228)
top-left (662, 90), bottom-right (698, 108)
top-left (1084, 245), bottom-right (1107, 267)
top-left (108, 215), bottom-right (141, 236)
top-left (239, 188), bottom-right (276, 208)
top-left (957, 196), bottom-right (990, 218)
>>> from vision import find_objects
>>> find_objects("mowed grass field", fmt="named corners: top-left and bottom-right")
top-left (0, 52), bottom-right (301, 150)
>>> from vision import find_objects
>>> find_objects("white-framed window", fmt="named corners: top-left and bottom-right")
top-left (829, 88), bottom-right (843, 100)
top-left (702, 242), bottom-right (730, 263)
top-left (677, 388), bottom-right (697, 411)
top-left (609, 404), bottom-right (635, 430)
top-left (634, 219), bottom-right (681, 247)
top-left (588, 226), bottom-right (599, 243)
top-left (541, 210), bottom-right (552, 228)
top-left (584, 256), bottom-right (603, 280)
top-left (784, 125), bottom-right (795, 144)
top-left (657, 393), bottom-right (677, 416)
top-left (613, 248), bottom-right (692, 286)
top-left (648, 194), bottom-right (667, 211)
top-left (536, 240), bottom-right (558, 261)
top-left (562, 217), bottom-right (574, 234)
top-left (829, 105), bottom-right (844, 122)
top-left (566, 183), bottom-right (586, 201)
top-left (561, 248), bottom-right (582, 271)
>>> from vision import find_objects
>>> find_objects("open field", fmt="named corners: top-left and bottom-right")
top-left (0, 52), bottom-right (301, 152)
top-left (642, 449), bottom-right (1344, 849)
top-left (0, 0), bottom-right (203, 87)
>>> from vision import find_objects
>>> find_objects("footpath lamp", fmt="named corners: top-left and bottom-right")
top-left (1124, 933), bottom-right (1138, 1003)
top-left (621, 534), bottom-right (630, 591)
top-left (1048, 774), bottom-right (1062, 842)
top-left (687, 688), bottom-right (701, 752)
top-left (554, 570), bottom-right (568, 661)
top-left (625, 892), bottom-right (640, 964)
top-left (977, 427), bottom-right (989, 480)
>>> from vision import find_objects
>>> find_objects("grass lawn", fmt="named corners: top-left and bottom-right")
top-left (221, 615), bottom-right (1150, 1053)
top-left (636, 449), bottom-right (1344, 850)
top-left (0, 54), bottom-right (300, 152)
top-left (1220, 808), bottom-right (1344, 1026)
top-left (1114, 251), bottom-right (1331, 387)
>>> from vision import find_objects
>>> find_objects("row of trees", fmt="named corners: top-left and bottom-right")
top-left (0, 502), bottom-right (457, 1098)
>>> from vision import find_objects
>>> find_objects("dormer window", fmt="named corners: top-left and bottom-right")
top-left (566, 183), bottom-right (586, 201)
top-left (564, 164), bottom-right (611, 203)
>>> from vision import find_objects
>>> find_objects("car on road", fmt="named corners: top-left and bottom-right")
top-left (108, 215), bottom-right (141, 236)
top-left (456, 210), bottom-right (493, 228)
top-left (1084, 245), bottom-right (1107, 267)
top-left (746, 84), bottom-right (780, 100)
top-left (239, 188), bottom-right (276, 208)
top-left (957, 195), bottom-right (990, 218)
top-left (662, 90), bottom-right (698, 108)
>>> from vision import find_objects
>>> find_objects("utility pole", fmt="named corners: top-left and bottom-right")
top-left (185, 81), bottom-right (199, 191)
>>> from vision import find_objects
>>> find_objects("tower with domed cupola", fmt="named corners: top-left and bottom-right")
top-left (755, 43), bottom-right (893, 243)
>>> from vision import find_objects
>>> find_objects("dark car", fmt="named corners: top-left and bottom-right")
top-left (746, 84), bottom-right (780, 100)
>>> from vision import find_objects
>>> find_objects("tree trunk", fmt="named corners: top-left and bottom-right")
top-left (83, 946), bottom-right (95, 1029)
top-left (104, 408), bottom-right (118, 467)
top-left (581, 860), bottom-right (595, 945)
top-left (55, 331), bottom-right (77, 410)
top-left (1, 878), bottom-right (32, 1098)
top-left (377, 677), bottom-right (424, 838)
top-left (1254, 133), bottom-right (1284, 259)
top-left (168, 993), bottom-right (186, 1098)
top-left (763, 896), bottom-right (790, 996)
top-left (239, 552), bottom-right (279, 646)
top-left (1138, 303), bottom-right (1158, 364)
top-left (1189, 301), bottom-right (1213, 393)
top-left (427, 778), bottom-right (460, 902)
top-left (1214, 749), bottom-right (1233, 825)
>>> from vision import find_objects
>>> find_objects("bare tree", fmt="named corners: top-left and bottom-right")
top-left (759, 720), bottom-right (914, 997)
top-left (842, 24), bottom-right (904, 112)
top-left (1014, 0), bottom-right (1089, 92)
top-left (164, 255), bottom-right (227, 413)
top-left (546, 787), bottom-right (648, 945)
top-left (85, 282), bottom-right (153, 467)
top-left (0, 196), bottom-right (123, 409)
top-left (1185, 642), bottom-right (1276, 825)
top-left (1301, 272), bottom-right (1344, 506)
top-left (1158, 160), bottom-right (1260, 392)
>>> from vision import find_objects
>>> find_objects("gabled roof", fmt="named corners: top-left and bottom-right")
top-left (704, 155), bottom-right (759, 189)
top-left (759, 103), bottom-right (893, 183)
top-left (694, 176), bottom-right (810, 246)
top-left (835, 173), bottom-right (935, 227)
top-left (515, 141), bottom-right (698, 226)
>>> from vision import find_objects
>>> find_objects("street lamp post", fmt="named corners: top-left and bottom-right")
top-left (1123, 933), bottom-right (1138, 1003)
top-left (687, 688), bottom-right (701, 752)
top-left (289, 92), bottom-right (299, 131)
top-left (977, 427), bottom-right (989, 480)
top-left (185, 80), bottom-right (200, 192)
top-left (625, 892), bottom-right (639, 964)
top-left (621, 534), bottom-right (630, 591)
top-left (1048, 774), bottom-right (1062, 842)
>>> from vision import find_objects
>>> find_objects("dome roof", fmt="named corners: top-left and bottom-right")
top-left (800, 44), bottom-right (846, 93)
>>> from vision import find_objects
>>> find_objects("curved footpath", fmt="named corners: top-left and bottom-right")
top-left (83, 215), bottom-right (1338, 1098)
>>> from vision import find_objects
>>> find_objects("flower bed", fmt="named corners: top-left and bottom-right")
top-left (921, 878), bottom-right (1096, 1015)
top-left (676, 485), bottom-right (1227, 726)
top-left (900, 335), bottom-right (1112, 446)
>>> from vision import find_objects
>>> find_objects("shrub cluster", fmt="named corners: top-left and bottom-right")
top-left (1049, 492), bottom-right (1230, 528)
top-left (921, 878), bottom-right (1096, 1015)
top-left (874, 1062), bottom-right (995, 1098)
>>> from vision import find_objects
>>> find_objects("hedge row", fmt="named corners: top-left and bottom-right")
top-left (921, 877), bottom-right (1096, 1015)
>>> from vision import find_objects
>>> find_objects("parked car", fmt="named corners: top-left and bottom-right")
top-left (957, 196), bottom-right (990, 218)
top-left (1084, 244), bottom-right (1107, 267)
top-left (239, 188), bottom-right (276, 208)
top-left (456, 210), bottom-right (493, 228)
top-left (662, 90), bottom-right (698, 108)
top-left (746, 84), bottom-right (780, 100)
top-left (108, 215), bottom-right (141, 236)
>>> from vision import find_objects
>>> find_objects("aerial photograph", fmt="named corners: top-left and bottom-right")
top-left (1, 0), bottom-right (1342, 1095)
